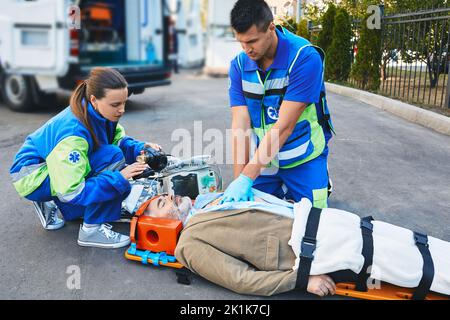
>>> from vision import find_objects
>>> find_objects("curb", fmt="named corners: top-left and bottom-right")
top-left (326, 82), bottom-right (450, 136)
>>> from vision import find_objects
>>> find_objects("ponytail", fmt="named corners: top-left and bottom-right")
top-left (70, 67), bottom-right (128, 151)
top-left (70, 80), bottom-right (100, 150)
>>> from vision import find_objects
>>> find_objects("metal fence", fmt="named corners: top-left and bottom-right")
top-left (380, 8), bottom-right (450, 109)
top-left (309, 7), bottom-right (450, 109)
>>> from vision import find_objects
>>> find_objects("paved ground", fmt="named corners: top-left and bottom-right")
top-left (0, 71), bottom-right (449, 300)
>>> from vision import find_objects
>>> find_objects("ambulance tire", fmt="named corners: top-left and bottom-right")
top-left (28, 76), bottom-right (57, 110)
top-left (0, 73), bottom-right (35, 112)
top-left (34, 90), bottom-right (57, 110)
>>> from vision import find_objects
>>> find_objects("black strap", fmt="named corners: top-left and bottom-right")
top-left (412, 232), bottom-right (435, 300)
top-left (317, 91), bottom-right (331, 130)
top-left (318, 114), bottom-right (331, 128)
top-left (295, 207), bottom-right (322, 291)
top-left (175, 267), bottom-right (192, 285)
top-left (355, 216), bottom-right (374, 292)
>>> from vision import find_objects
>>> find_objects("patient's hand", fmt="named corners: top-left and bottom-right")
top-left (307, 275), bottom-right (336, 297)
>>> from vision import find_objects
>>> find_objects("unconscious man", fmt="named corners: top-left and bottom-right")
top-left (142, 190), bottom-right (450, 298)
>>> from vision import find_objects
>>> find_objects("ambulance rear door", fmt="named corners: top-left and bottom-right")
top-left (0, 0), bottom-right (71, 76)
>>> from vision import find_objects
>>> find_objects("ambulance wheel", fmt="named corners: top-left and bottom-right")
top-left (1, 73), bottom-right (34, 112)
top-left (34, 90), bottom-right (57, 109)
top-left (28, 76), bottom-right (58, 109)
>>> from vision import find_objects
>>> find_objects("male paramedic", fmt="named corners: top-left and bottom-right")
top-left (142, 192), bottom-right (450, 298)
top-left (223, 0), bottom-right (334, 208)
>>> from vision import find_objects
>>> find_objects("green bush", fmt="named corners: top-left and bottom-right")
top-left (279, 16), bottom-right (310, 41)
top-left (279, 16), bottom-right (298, 34)
top-left (350, 14), bottom-right (382, 91)
top-left (297, 19), bottom-right (310, 40)
top-left (325, 8), bottom-right (352, 81)
top-left (318, 3), bottom-right (337, 54)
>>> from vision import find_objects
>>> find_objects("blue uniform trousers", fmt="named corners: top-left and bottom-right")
top-left (253, 151), bottom-right (329, 208)
top-left (25, 145), bottom-right (129, 224)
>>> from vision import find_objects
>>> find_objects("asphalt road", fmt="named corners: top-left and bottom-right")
top-left (0, 71), bottom-right (449, 300)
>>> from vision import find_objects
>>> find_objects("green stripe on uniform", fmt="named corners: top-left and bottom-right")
top-left (46, 136), bottom-right (91, 198)
top-left (312, 188), bottom-right (328, 209)
top-left (113, 123), bottom-right (126, 146)
top-left (12, 164), bottom-right (49, 197)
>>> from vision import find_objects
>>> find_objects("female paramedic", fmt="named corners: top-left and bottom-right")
top-left (10, 67), bottom-right (162, 249)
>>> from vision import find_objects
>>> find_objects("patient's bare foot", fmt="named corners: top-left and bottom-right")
top-left (307, 275), bottom-right (336, 297)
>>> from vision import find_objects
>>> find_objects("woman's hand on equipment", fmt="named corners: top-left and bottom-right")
top-left (145, 142), bottom-right (162, 151)
top-left (120, 162), bottom-right (150, 180)
top-left (307, 275), bottom-right (336, 297)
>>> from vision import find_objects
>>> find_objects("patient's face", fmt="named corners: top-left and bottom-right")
top-left (144, 194), bottom-right (192, 221)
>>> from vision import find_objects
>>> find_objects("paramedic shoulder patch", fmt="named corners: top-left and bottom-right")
top-left (267, 106), bottom-right (279, 121)
top-left (68, 151), bottom-right (81, 164)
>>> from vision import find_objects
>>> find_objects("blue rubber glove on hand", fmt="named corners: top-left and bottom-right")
top-left (220, 174), bottom-right (254, 204)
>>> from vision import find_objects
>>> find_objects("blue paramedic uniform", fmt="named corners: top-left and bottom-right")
top-left (228, 26), bottom-right (334, 208)
top-left (10, 102), bottom-right (145, 224)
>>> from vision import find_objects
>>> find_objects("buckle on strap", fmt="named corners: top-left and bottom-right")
top-left (360, 217), bottom-right (374, 232)
top-left (300, 237), bottom-right (317, 260)
top-left (414, 232), bottom-right (429, 247)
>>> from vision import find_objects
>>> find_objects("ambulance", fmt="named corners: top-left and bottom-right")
top-left (0, 0), bottom-right (172, 111)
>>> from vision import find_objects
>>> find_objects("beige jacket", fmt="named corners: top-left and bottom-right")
top-left (174, 208), bottom-right (299, 296)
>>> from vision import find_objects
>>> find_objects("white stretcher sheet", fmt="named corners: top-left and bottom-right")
top-left (289, 199), bottom-right (450, 295)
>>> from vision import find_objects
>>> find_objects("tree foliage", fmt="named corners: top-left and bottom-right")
top-left (279, 16), bottom-right (310, 41)
top-left (384, 0), bottom-right (449, 88)
top-left (318, 3), bottom-right (337, 54)
top-left (350, 14), bottom-right (382, 91)
top-left (340, 0), bottom-right (448, 89)
top-left (297, 19), bottom-right (310, 40)
top-left (326, 8), bottom-right (353, 82)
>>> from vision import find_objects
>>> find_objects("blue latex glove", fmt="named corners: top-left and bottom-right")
top-left (220, 174), bottom-right (254, 204)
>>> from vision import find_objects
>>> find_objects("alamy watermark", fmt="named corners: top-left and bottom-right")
top-left (365, 265), bottom-right (382, 290)
top-left (68, 5), bottom-right (81, 30)
top-left (66, 265), bottom-right (81, 290)
top-left (169, 121), bottom-right (280, 166)
top-left (367, 5), bottom-right (382, 30)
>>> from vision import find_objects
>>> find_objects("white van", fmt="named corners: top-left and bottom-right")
top-left (0, 0), bottom-right (172, 111)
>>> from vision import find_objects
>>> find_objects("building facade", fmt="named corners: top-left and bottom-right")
top-left (266, 0), bottom-right (298, 19)
top-left (265, 0), bottom-right (326, 21)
